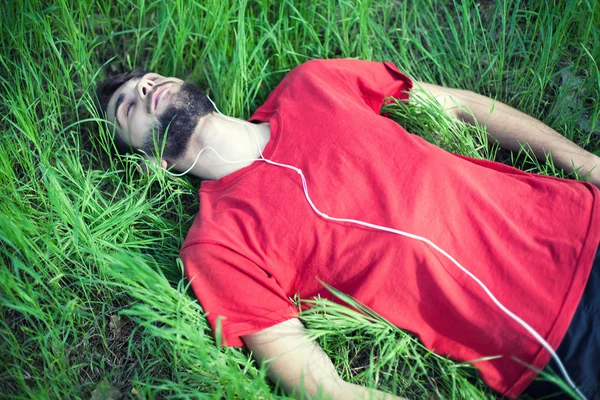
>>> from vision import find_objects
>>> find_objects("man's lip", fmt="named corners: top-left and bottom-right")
top-left (152, 85), bottom-right (170, 111)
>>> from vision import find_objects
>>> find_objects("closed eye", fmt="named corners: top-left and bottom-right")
top-left (126, 102), bottom-right (135, 117)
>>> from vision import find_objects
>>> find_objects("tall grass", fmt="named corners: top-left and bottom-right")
top-left (1, 0), bottom-right (598, 398)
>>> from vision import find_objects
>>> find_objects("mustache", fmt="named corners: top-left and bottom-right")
top-left (145, 81), bottom-right (173, 114)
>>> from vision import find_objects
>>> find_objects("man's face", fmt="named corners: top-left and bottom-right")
top-left (105, 73), bottom-right (185, 150)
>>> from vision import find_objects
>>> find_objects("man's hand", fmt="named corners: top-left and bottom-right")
top-left (242, 318), bottom-right (406, 399)
top-left (412, 81), bottom-right (600, 189)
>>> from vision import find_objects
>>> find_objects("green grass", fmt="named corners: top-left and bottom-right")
top-left (1, 0), bottom-right (598, 398)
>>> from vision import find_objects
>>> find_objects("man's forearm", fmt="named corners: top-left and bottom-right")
top-left (329, 380), bottom-right (407, 400)
top-left (453, 89), bottom-right (600, 186)
top-left (243, 319), bottom-right (407, 400)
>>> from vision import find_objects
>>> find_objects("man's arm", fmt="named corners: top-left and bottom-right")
top-left (242, 318), bottom-right (406, 399)
top-left (412, 81), bottom-right (600, 187)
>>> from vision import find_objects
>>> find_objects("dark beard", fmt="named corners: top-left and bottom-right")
top-left (140, 82), bottom-right (214, 160)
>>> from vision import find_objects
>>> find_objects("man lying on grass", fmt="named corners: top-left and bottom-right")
top-left (96, 59), bottom-right (600, 399)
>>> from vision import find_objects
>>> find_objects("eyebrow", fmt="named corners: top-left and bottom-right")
top-left (114, 93), bottom-right (125, 127)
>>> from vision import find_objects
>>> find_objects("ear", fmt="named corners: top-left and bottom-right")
top-left (138, 156), bottom-right (168, 174)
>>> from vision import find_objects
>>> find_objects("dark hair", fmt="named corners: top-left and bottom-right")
top-left (148, 82), bottom-right (214, 160)
top-left (95, 70), bottom-right (147, 153)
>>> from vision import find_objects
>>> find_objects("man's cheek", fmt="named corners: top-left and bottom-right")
top-left (143, 119), bottom-right (164, 148)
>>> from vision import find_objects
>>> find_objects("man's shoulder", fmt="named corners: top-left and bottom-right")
top-left (181, 190), bottom-right (255, 252)
top-left (287, 58), bottom-right (357, 78)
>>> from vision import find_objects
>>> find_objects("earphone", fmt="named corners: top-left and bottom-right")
top-left (161, 96), bottom-right (585, 399)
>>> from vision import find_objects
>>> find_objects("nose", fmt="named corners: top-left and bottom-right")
top-left (136, 75), bottom-right (157, 100)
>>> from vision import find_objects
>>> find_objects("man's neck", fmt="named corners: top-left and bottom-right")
top-left (174, 112), bottom-right (271, 180)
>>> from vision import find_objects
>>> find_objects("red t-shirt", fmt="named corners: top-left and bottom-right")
top-left (180, 59), bottom-right (600, 398)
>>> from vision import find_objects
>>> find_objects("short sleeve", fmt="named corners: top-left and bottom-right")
top-left (297, 59), bottom-right (413, 113)
top-left (180, 243), bottom-right (298, 347)
top-left (249, 59), bottom-right (414, 120)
